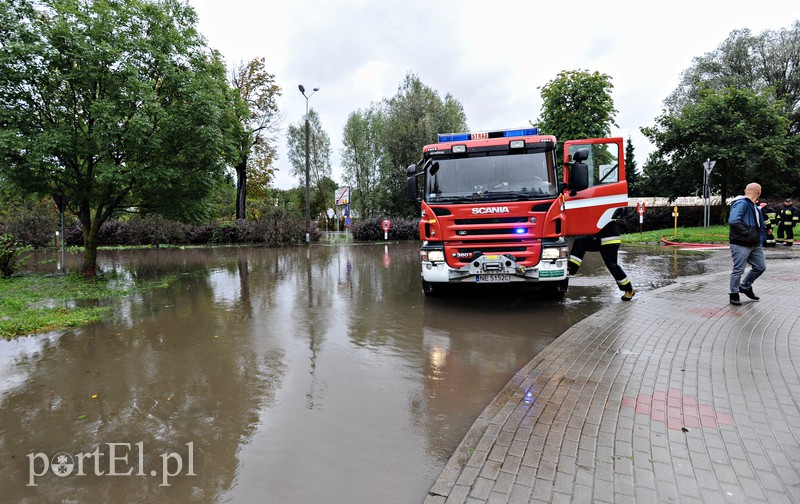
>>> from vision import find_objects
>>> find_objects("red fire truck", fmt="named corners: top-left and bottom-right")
top-left (405, 127), bottom-right (628, 298)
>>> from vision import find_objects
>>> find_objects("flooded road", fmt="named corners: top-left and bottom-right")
top-left (0, 241), bottom-right (725, 503)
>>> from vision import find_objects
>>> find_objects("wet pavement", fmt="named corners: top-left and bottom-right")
top-left (425, 246), bottom-right (800, 504)
top-left (0, 241), bottom-right (752, 503)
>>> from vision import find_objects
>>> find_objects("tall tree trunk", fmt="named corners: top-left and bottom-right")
top-left (80, 216), bottom-right (99, 278)
top-left (235, 162), bottom-right (247, 221)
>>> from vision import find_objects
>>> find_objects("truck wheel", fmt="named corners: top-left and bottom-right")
top-left (422, 280), bottom-right (441, 297)
top-left (541, 279), bottom-right (568, 300)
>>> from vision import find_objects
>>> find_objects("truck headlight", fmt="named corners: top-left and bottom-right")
top-left (420, 250), bottom-right (445, 262)
top-left (427, 250), bottom-right (445, 262)
top-left (542, 246), bottom-right (568, 260)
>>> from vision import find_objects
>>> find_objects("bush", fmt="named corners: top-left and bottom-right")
top-left (261, 208), bottom-right (308, 246)
top-left (186, 223), bottom-right (214, 244)
top-left (211, 221), bottom-right (239, 244)
top-left (118, 215), bottom-right (187, 245)
top-left (238, 220), bottom-right (267, 244)
top-left (3, 198), bottom-right (59, 248)
top-left (351, 216), bottom-right (420, 241)
top-left (619, 205), bottom-right (730, 233)
top-left (0, 234), bottom-right (32, 278)
top-left (37, 211), bottom-right (312, 248)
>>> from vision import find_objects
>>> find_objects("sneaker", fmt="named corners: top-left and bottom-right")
top-left (739, 286), bottom-right (760, 300)
top-left (621, 290), bottom-right (635, 301)
top-left (729, 293), bottom-right (742, 306)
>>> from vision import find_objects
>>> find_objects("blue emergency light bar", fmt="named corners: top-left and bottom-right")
top-left (437, 127), bottom-right (539, 143)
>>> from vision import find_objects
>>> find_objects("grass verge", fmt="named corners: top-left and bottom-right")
top-left (622, 225), bottom-right (729, 244)
top-left (0, 273), bottom-right (172, 339)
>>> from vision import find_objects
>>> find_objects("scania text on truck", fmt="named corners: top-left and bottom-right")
top-left (405, 127), bottom-right (628, 298)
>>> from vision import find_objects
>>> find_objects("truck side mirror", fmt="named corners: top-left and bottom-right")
top-left (405, 164), bottom-right (418, 202)
top-left (566, 147), bottom-right (589, 195)
top-left (569, 163), bottom-right (589, 195)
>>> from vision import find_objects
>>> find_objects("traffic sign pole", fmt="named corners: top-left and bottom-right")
top-left (702, 159), bottom-right (716, 227)
top-left (636, 201), bottom-right (647, 233)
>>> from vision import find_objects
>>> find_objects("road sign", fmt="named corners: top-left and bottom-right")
top-left (335, 186), bottom-right (350, 206)
top-left (703, 159), bottom-right (716, 175)
top-left (636, 201), bottom-right (647, 215)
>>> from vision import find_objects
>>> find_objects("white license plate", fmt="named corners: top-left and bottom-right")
top-left (476, 274), bottom-right (510, 283)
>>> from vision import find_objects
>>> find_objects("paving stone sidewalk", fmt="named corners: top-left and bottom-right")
top-left (425, 256), bottom-right (800, 504)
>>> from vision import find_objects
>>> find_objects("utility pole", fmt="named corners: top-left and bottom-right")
top-left (298, 84), bottom-right (319, 244)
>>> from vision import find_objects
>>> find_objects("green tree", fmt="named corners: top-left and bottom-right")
top-left (229, 57), bottom-right (282, 220)
top-left (381, 73), bottom-right (467, 216)
top-left (640, 152), bottom-right (676, 198)
top-left (286, 108), bottom-right (333, 220)
top-left (341, 104), bottom-right (386, 217)
top-left (642, 86), bottom-right (792, 215)
top-left (0, 0), bottom-right (239, 276)
top-left (535, 69), bottom-right (618, 146)
top-left (667, 21), bottom-right (800, 133)
top-left (625, 136), bottom-right (643, 197)
top-left (313, 176), bottom-right (338, 225)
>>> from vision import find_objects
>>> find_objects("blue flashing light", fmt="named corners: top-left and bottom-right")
top-left (437, 133), bottom-right (470, 142)
top-left (515, 228), bottom-right (526, 234)
top-left (505, 127), bottom-right (538, 137)
top-left (437, 127), bottom-right (539, 143)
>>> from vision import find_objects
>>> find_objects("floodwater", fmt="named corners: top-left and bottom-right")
top-left (0, 241), bottom-right (723, 503)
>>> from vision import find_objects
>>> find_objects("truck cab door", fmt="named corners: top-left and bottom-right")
top-left (562, 137), bottom-right (628, 236)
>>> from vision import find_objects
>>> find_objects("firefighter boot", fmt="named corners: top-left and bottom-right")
top-left (739, 286), bottom-right (759, 300)
top-left (621, 288), bottom-right (635, 301)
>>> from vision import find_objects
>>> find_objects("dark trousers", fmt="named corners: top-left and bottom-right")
top-left (777, 224), bottom-right (794, 244)
top-left (568, 236), bottom-right (633, 292)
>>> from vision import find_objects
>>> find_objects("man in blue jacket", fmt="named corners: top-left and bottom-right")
top-left (728, 182), bottom-right (766, 305)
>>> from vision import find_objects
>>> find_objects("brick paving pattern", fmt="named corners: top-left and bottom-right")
top-left (425, 256), bottom-right (800, 504)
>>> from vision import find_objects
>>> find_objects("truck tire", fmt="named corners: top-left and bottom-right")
top-left (422, 280), bottom-right (442, 297)
top-left (541, 278), bottom-right (568, 300)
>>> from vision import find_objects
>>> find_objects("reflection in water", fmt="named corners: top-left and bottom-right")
top-left (1, 243), bottom-right (723, 503)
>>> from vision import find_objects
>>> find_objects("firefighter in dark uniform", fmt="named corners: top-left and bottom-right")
top-left (776, 197), bottom-right (799, 246)
top-left (760, 202), bottom-right (777, 247)
top-left (568, 220), bottom-right (635, 301)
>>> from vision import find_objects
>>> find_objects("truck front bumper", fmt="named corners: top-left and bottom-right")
top-left (420, 253), bottom-right (568, 284)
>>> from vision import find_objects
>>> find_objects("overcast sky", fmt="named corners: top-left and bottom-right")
top-left (187, 0), bottom-right (796, 191)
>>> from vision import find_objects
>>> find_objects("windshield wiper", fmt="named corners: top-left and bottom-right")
top-left (471, 191), bottom-right (530, 201)
top-left (429, 195), bottom-right (469, 203)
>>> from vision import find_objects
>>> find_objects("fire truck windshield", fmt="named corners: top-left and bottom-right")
top-left (424, 151), bottom-right (556, 202)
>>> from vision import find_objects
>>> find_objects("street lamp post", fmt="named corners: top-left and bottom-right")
top-left (298, 84), bottom-right (319, 244)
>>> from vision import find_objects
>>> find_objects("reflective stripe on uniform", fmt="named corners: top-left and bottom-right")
top-left (617, 277), bottom-right (631, 286)
top-left (600, 235), bottom-right (621, 246)
top-left (569, 255), bottom-right (582, 266)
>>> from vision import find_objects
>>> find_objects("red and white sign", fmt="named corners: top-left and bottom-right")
top-left (636, 201), bottom-right (647, 215)
top-left (382, 219), bottom-right (391, 240)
